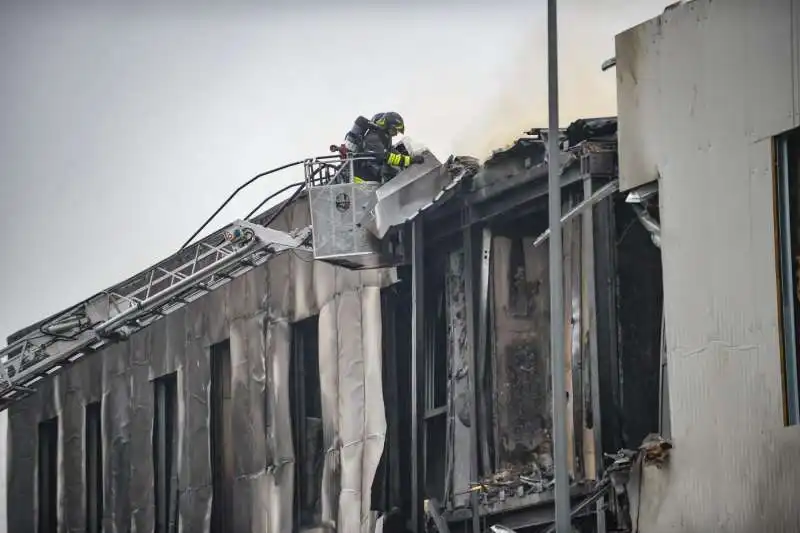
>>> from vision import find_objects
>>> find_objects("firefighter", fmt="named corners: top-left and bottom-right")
top-left (344, 111), bottom-right (424, 184)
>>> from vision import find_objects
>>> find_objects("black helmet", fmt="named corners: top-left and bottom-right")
top-left (372, 112), bottom-right (405, 136)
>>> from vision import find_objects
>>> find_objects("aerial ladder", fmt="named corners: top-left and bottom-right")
top-left (0, 141), bottom-right (464, 411)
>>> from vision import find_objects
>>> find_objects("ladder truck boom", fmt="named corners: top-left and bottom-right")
top-left (0, 219), bottom-right (311, 409)
top-left (0, 143), bottom-right (451, 412)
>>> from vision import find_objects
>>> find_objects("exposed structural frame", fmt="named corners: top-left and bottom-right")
top-left (0, 220), bottom-right (311, 410)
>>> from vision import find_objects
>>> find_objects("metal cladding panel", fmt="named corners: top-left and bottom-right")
top-left (360, 151), bottom-right (445, 240)
top-left (4, 198), bottom-right (398, 533)
top-left (615, 0), bottom-right (799, 192)
top-left (616, 0), bottom-right (800, 531)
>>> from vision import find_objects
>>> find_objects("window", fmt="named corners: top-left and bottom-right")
top-left (85, 402), bottom-right (103, 533)
top-left (153, 373), bottom-right (178, 533)
top-left (290, 316), bottom-right (323, 528)
top-left (210, 341), bottom-right (233, 533)
top-left (38, 417), bottom-right (58, 533)
top-left (775, 131), bottom-right (800, 425)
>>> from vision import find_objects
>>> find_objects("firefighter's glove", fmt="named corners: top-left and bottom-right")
top-left (387, 153), bottom-right (412, 167)
top-left (411, 155), bottom-right (425, 165)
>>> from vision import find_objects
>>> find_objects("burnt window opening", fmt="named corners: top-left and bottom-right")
top-left (210, 341), bottom-right (233, 533)
top-left (775, 130), bottom-right (800, 425)
top-left (153, 372), bottom-right (178, 533)
top-left (85, 402), bottom-right (103, 533)
top-left (609, 190), bottom-right (665, 448)
top-left (38, 417), bottom-right (58, 533)
top-left (372, 277), bottom-right (413, 522)
top-left (421, 252), bottom-right (450, 503)
top-left (290, 315), bottom-right (324, 529)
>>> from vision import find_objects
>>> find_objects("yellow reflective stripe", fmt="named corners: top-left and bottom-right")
top-left (386, 153), bottom-right (411, 167)
top-left (353, 176), bottom-right (365, 184)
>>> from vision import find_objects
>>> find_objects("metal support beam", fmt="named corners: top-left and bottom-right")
top-left (547, 0), bottom-right (572, 531)
top-left (462, 215), bottom-right (482, 533)
top-left (582, 177), bottom-right (606, 533)
top-left (476, 228), bottom-right (493, 472)
top-left (410, 220), bottom-right (426, 533)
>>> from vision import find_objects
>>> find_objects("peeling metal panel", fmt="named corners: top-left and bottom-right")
top-left (5, 198), bottom-right (397, 533)
top-left (616, 0), bottom-right (800, 530)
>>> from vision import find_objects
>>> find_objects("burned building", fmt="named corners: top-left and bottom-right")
top-left (399, 118), bottom-right (665, 532)
top-left (0, 116), bottom-right (668, 533)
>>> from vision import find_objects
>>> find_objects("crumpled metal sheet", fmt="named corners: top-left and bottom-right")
top-left (360, 154), bottom-right (479, 240)
top-left (4, 198), bottom-right (395, 533)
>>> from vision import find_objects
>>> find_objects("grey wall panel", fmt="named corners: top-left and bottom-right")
top-left (230, 315), bottom-right (268, 531)
top-left (60, 368), bottom-right (84, 532)
top-left (615, 0), bottom-right (800, 530)
top-left (336, 290), bottom-right (366, 533)
top-left (103, 343), bottom-right (132, 533)
top-left (318, 300), bottom-right (341, 528)
top-left (359, 287), bottom-right (386, 533)
top-left (6, 196), bottom-right (396, 533)
top-left (264, 318), bottom-right (294, 532)
top-left (128, 332), bottom-right (156, 533)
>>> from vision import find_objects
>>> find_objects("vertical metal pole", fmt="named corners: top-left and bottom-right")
top-left (410, 220), bottom-right (426, 533)
top-left (547, 1), bottom-right (572, 532)
top-left (462, 220), bottom-right (482, 533)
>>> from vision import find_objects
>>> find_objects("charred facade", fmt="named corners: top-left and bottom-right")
top-left (3, 118), bottom-right (667, 533)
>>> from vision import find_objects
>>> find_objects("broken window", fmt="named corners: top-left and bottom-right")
top-left (38, 417), bottom-right (58, 533)
top-left (775, 130), bottom-right (800, 425)
top-left (85, 402), bottom-right (103, 533)
top-left (153, 372), bottom-right (178, 533)
top-left (290, 315), bottom-right (324, 528)
top-left (210, 341), bottom-right (233, 533)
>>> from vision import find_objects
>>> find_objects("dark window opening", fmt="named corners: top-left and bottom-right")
top-left (421, 252), bottom-right (449, 503)
top-left (611, 193), bottom-right (665, 447)
top-left (154, 373), bottom-right (178, 533)
top-left (38, 417), bottom-right (58, 533)
top-left (85, 402), bottom-right (103, 533)
top-left (775, 130), bottom-right (800, 425)
top-left (210, 341), bottom-right (233, 533)
top-left (372, 276), bottom-right (413, 524)
top-left (290, 315), bottom-right (324, 529)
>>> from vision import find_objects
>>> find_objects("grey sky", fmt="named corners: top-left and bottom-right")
top-left (0, 0), bottom-right (667, 343)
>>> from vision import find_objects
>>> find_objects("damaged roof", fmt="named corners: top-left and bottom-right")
top-left (6, 116), bottom-right (619, 346)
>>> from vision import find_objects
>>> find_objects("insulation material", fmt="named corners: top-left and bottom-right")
top-left (5, 198), bottom-right (396, 533)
